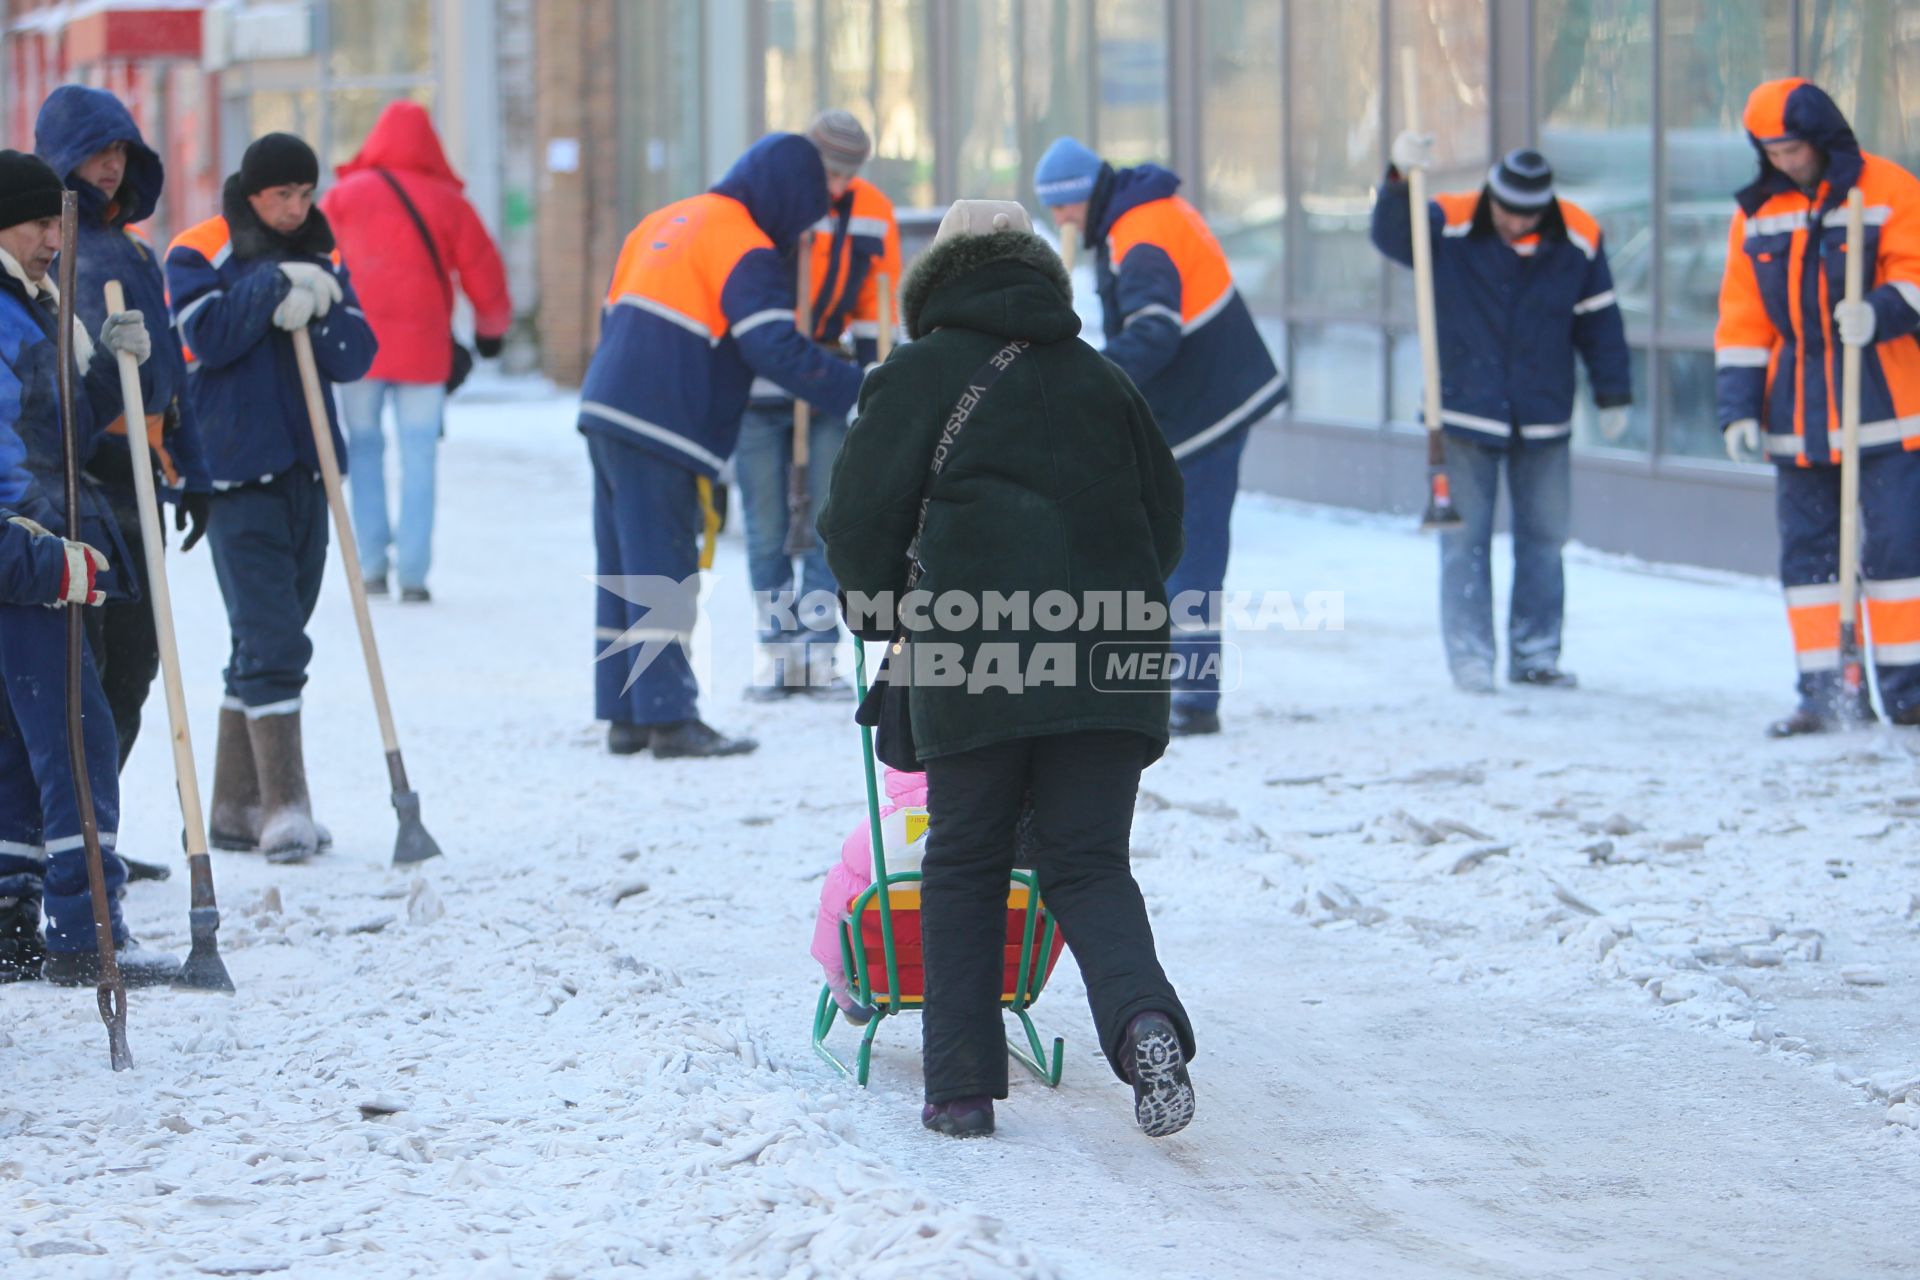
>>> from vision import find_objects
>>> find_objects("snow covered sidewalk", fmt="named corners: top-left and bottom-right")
top-left (5, 388), bottom-right (1918, 1278)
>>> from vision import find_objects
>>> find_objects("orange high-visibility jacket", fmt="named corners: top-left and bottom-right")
top-left (1716, 79), bottom-right (1920, 466)
top-left (750, 175), bottom-right (901, 404)
top-left (576, 135), bottom-right (864, 476)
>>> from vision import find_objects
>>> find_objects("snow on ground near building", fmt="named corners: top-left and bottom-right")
top-left (5, 384), bottom-right (1920, 1278)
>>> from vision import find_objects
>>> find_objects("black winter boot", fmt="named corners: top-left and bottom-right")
top-left (607, 721), bottom-right (652, 755)
top-left (651, 719), bottom-right (758, 758)
top-left (0, 892), bottom-right (45, 983)
top-left (1768, 693), bottom-right (1876, 738)
top-left (1121, 1011), bottom-right (1195, 1138)
top-left (247, 710), bottom-right (319, 863)
top-left (42, 937), bottom-right (182, 988)
top-left (921, 1096), bottom-right (995, 1138)
top-left (1510, 666), bottom-right (1579, 689)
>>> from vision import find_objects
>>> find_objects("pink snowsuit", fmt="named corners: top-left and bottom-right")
top-left (813, 768), bottom-right (927, 1008)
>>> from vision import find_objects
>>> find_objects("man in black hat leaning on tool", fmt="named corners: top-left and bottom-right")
top-left (165, 133), bottom-right (377, 865)
top-left (0, 148), bottom-right (182, 985)
top-left (1372, 144), bottom-right (1632, 694)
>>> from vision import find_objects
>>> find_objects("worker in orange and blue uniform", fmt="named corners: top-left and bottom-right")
top-left (1372, 143), bottom-right (1632, 695)
top-left (166, 133), bottom-right (378, 865)
top-left (1034, 138), bottom-right (1287, 737)
top-left (580, 133), bottom-right (864, 759)
top-left (1715, 79), bottom-right (1920, 737)
top-left (736, 111), bottom-right (901, 702)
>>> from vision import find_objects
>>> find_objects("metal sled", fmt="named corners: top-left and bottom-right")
top-left (811, 641), bottom-right (1067, 1088)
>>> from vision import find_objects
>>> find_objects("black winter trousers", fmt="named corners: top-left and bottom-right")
top-left (84, 505), bottom-right (159, 771)
top-left (920, 730), bottom-right (1193, 1103)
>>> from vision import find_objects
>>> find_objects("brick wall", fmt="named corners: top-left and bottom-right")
top-left (532, 0), bottom-right (621, 386)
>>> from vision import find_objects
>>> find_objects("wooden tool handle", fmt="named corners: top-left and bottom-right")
top-left (1401, 47), bottom-right (1445, 443)
top-left (291, 328), bottom-right (402, 754)
top-left (105, 281), bottom-right (212, 860)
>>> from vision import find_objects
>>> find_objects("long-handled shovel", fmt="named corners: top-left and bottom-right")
top-left (1836, 187), bottom-right (1869, 726)
top-left (104, 281), bottom-right (233, 993)
top-left (785, 233), bottom-right (817, 556)
top-left (876, 272), bottom-right (893, 363)
top-left (1401, 48), bottom-right (1462, 532)
top-left (57, 193), bottom-right (132, 1067)
top-left (289, 327), bottom-right (442, 866)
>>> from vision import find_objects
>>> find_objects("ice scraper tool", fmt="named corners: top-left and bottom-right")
top-left (59, 195), bottom-right (133, 1066)
top-left (105, 281), bottom-right (234, 992)
top-left (291, 326), bottom-right (444, 866)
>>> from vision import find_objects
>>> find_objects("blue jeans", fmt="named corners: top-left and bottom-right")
top-left (342, 379), bottom-right (447, 591)
top-left (1167, 430), bottom-right (1246, 713)
top-left (733, 403), bottom-right (847, 678)
top-left (1439, 434), bottom-right (1571, 679)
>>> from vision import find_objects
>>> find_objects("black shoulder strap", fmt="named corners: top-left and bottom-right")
top-left (374, 167), bottom-right (452, 307)
top-left (904, 338), bottom-right (1029, 578)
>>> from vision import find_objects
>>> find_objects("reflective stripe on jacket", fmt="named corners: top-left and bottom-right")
top-left (750, 175), bottom-right (901, 405)
top-left (1714, 79), bottom-right (1920, 466)
top-left (1371, 179), bottom-right (1632, 446)
top-left (1088, 164), bottom-right (1287, 461)
top-left (165, 185), bottom-right (379, 488)
top-left (578, 134), bottom-right (864, 476)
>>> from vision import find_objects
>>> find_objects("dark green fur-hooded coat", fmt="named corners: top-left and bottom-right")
top-left (817, 228), bottom-right (1185, 762)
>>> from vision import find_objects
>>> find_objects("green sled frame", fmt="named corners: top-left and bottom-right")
top-left (811, 640), bottom-right (1066, 1088)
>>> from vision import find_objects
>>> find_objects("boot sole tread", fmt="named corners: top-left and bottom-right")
top-left (1130, 1026), bottom-right (1196, 1138)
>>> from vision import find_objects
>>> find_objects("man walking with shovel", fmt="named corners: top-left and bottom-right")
top-left (165, 134), bottom-right (377, 861)
top-left (1716, 79), bottom-right (1920, 737)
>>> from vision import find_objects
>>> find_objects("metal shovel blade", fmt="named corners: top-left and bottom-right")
top-left (1420, 501), bottom-right (1465, 534)
top-left (784, 493), bottom-right (816, 555)
top-left (391, 788), bottom-right (443, 866)
top-left (173, 905), bottom-right (236, 994)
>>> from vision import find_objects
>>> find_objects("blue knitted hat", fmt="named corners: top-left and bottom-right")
top-left (1034, 137), bottom-right (1101, 206)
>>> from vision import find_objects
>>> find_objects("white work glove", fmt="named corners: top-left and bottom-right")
top-left (1724, 418), bottom-right (1760, 463)
top-left (277, 261), bottom-right (343, 318)
top-left (1834, 299), bottom-right (1876, 347)
top-left (6, 515), bottom-right (108, 606)
top-left (272, 283), bottom-right (317, 331)
top-left (1597, 406), bottom-right (1631, 443)
top-left (97, 310), bottom-right (150, 365)
top-left (1391, 129), bottom-right (1435, 172)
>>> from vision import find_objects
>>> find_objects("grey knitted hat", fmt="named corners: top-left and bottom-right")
top-left (807, 109), bottom-right (872, 176)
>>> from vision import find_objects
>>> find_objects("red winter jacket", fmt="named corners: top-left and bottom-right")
top-left (323, 102), bottom-right (512, 384)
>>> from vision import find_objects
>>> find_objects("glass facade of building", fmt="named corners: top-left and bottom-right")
top-left (646, 1), bottom-right (1904, 488)
top-left (217, 0), bottom-right (440, 174)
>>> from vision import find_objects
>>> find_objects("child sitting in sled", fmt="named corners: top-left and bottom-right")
top-left (812, 766), bottom-right (928, 1022)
